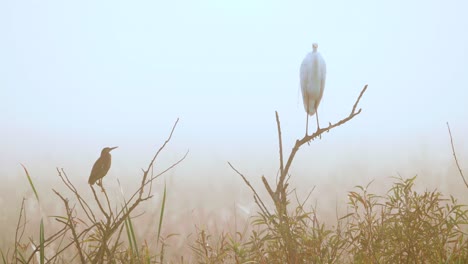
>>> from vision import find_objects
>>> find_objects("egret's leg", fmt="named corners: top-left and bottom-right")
top-left (315, 105), bottom-right (323, 140)
top-left (315, 106), bottom-right (320, 131)
top-left (305, 99), bottom-right (310, 136)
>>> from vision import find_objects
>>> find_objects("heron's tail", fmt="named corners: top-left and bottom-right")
top-left (88, 175), bottom-right (96, 185)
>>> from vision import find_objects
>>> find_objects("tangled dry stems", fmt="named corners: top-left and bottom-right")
top-left (9, 118), bottom-right (187, 263)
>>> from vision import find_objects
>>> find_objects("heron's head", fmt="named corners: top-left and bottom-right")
top-left (312, 43), bottom-right (318, 52)
top-left (101, 146), bottom-right (118, 155)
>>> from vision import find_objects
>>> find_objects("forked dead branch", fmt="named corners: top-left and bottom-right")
top-left (229, 84), bottom-right (368, 262)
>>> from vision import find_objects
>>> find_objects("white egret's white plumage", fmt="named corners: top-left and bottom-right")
top-left (300, 43), bottom-right (326, 135)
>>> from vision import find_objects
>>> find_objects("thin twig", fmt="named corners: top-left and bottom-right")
top-left (110, 223), bottom-right (126, 257)
top-left (54, 190), bottom-right (86, 264)
top-left (101, 186), bottom-right (114, 222)
top-left (351, 84), bottom-right (368, 115)
top-left (57, 168), bottom-right (97, 223)
top-left (113, 149), bottom-right (188, 223)
top-left (228, 162), bottom-right (272, 218)
top-left (276, 111), bottom-right (284, 177)
top-left (90, 185), bottom-right (111, 221)
top-left (141, 118), bottom-right (180, 197)
top-left (253, 195), bottom-right (275, 226)
top-left (14, 198), bottom-right (26, 263)
top-left (446, 122), bottom-right (468, 189)
top-left (45, 225), bottom-right (96, 263)
top-left (144, 150), bottom-right (189, 190)
top-left (26, 220), bottom-right (76, 263)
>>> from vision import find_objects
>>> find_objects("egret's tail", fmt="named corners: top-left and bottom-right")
top-left (303, 97), bottom-right (317, 116)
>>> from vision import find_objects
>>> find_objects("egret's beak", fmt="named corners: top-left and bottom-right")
top-left (109, 146), bottom-right (118, 151)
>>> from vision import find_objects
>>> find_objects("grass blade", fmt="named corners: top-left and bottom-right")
top-left (156, 181), bottom-right (167, 249)
top-left (21, 164), bottom-right (39, 202)
top-left (39, 218), bottom-right (44, 264)
top-left (124, 216), bottom-right (134, 254)
top-left (1, 249), bottom-right (6, 264)
top-left (123, 205), bottom-right (139, 259)
top-left (18, 251), bottom-right (26, 264)
top-left (127, 213), bottom-right (139, 259)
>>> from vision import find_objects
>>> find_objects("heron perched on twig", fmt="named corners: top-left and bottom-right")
top-left (300, 43), bottom-right (326, 136)
top-left (88, 146), bottom-right (118, 186)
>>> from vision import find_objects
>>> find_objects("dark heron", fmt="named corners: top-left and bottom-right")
top-left (88, 146), bottom-right (118, 186)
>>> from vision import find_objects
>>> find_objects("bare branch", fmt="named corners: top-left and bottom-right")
top-left (351, 84), bottom-right (368, 115)
top-left (261, 176), bottom-right (276, 205)
top-left (276, 84), bottom-right (368, 197)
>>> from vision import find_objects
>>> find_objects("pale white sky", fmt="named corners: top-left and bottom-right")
top-left (1, 1), bottom-right (468, 198)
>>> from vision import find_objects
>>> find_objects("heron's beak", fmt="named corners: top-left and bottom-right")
top-left (109, 146), bottom-right (118, 151)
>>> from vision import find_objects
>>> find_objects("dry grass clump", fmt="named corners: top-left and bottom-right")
top-left (3, 84), bottom-right (468, 263)
top-left (345, 176), bottom-right (468, 263)
top-left (186, 176), bottom-right (468, 264)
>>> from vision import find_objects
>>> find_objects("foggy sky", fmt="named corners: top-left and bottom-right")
top-left (1, 1), bottom-right (468, 199)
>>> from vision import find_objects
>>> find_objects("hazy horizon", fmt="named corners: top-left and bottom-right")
top-left (2, 0), bottom-right (468, 227)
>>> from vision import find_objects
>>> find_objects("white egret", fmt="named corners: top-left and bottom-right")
top-left (300, 43), bottom-right (326, 136)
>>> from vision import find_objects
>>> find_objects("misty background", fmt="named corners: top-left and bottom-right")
top-left (1, 0), bottom-right (468, 223)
